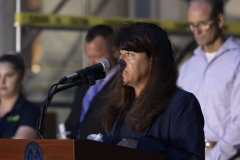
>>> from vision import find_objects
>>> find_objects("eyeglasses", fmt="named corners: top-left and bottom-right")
top-left (185, 20), bottom-right (216, 31)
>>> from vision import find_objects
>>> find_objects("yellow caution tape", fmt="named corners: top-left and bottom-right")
top-left (15, 12), bottom-right (240, 35)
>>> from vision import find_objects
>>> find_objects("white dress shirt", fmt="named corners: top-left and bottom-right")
top-left (178, 36), bottom-right (240, 160)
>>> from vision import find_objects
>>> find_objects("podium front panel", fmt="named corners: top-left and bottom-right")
top-left (0, 139), bottom-right (75, 160)
top-left (0, 139), bottom-right (164, 160)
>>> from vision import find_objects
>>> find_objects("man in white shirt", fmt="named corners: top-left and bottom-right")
top-left (178, 0), bottom-right (240, 159)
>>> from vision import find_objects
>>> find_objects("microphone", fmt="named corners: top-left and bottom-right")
top-left (59, 59), bottom-right (112, 84)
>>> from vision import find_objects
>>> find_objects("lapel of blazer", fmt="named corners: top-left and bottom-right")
top-left (140, 115), bottom-right (159, 137)
top-left (107, 113), bottom-right (150, 142)
top-left (106, 113), bottom-right (121, 143)
top-left (130, 122), bottom-right (152, 139)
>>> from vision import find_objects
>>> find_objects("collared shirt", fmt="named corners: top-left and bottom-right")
top-left (96, 65), bottom-right (118, 92)
top-left (178, 36), bottom-right (240, 160)
top-left (0, 94), bottom-right (40, 138)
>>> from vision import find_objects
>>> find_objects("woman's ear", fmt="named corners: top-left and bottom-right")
top-left (218, 13), bottom-right (224, 28)
top-left (112, 46), bottom-right (120, 59)
top-left (150, 57), bottom-right (153, 66)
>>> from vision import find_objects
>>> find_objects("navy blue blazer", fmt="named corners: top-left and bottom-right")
top-left (105, 89), bottom-right (205, 160)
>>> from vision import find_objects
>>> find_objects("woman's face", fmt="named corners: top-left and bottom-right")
top-left (118, 50), bottom-right (151, 92)
top-left (0, 62), bottom-right (22, 98)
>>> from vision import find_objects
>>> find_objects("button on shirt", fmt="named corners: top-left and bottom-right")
top-left (178, 36), bottom-right (240, 160)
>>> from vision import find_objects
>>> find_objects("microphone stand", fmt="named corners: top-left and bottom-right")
top-left (37, 71), bottom-right (106, 139)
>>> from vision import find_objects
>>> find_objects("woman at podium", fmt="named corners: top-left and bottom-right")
top-left (0, 54), bottom-right (40, 139)
top-left (101, 22), bottom-right (205, 159)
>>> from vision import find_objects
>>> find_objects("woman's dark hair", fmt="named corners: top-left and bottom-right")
top-left (101, 22), bottom-right (178, 133)
top-left (0, 54), bottom-right (25, 81)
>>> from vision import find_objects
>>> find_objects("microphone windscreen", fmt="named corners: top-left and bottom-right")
top-left (100, 59), bottom-right (112, 72)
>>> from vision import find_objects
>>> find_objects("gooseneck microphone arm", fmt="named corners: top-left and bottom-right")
top-left (37, 80), bottom-right (81, 139)
top-left (37, 71), bottom-right (106, 139)
top-left (37, 59), bottom-right (111, 139)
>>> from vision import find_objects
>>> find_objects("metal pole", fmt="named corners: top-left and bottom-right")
top-left (81, 0), bottom-right (89, 67)
top-left (82, 0), bottom-right (89, 15)
top-left (15, 0), bottom-right (21, 53)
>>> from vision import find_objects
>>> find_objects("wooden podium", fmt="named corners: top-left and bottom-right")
top-left (0, 139), bottom-right (165, 160)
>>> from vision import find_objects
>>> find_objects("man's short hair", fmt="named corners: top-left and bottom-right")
top-left (85, 25), bottom-right (113, 43)
top-left (188, 0), bottom-right (224, 18)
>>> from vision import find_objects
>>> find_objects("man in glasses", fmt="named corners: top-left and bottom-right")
top-left (178, 0), bottom-right (240, 159)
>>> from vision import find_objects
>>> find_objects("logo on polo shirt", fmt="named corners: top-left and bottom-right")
top-left (7, 115), bottom-right (20, 122)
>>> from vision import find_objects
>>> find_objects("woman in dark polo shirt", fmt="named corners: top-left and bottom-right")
top-left (0, 54), bottom-right (40, 139)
